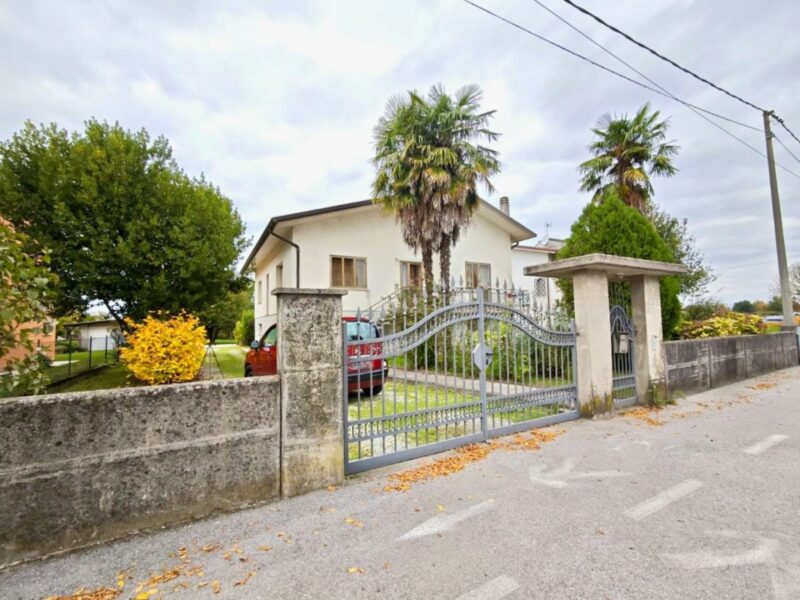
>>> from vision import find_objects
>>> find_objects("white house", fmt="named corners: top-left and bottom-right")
top-left (65, 319), bottom-right (122, 351)
top-left (511, 237), bottom-right (565, 312)
top-left (242, 198), bottom-right (537, 337)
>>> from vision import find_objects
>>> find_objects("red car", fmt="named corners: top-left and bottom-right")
top-left (244, 316), bottom-right (387, 395)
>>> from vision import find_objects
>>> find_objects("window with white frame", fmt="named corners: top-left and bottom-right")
top-left (331, 256), bottom-right (367, 288)
top-left (465, 262), bottom-right (491, 289)
top-left (534, 278), bottom-right (547, 297)
top-left (400, 261), bottom-right (422, 288)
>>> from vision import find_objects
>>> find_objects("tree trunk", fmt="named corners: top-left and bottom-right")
top-left (422, 244), bottom-right (434, 300)
top-left (439, 234), bottom-right (451, 295)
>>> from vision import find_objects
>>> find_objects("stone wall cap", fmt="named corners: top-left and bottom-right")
top-left (523, 253), bottom-right (687, 280)
top-left (272, 287), bottom-right (348, 296)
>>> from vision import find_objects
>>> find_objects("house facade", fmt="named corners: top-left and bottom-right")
top-left (242, 198), bottom-right (536, 338)
top-left (65, 319), bottom-right (122, 351)
top-left (511, 238), bottom-right (565, 312)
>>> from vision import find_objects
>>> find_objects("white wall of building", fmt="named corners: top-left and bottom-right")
top-left (252, 203), bottom-right (520, 336)
top-left (511, 246), bottom-right (562, 311)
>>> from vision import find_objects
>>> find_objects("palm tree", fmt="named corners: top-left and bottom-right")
top-left (372, 84), bottom-right (500, 294)
top-left (578, 103), bottom-right (678, 212)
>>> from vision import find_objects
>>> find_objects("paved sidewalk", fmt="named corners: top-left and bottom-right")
top-left (3, 367), bottom-right (799, 599)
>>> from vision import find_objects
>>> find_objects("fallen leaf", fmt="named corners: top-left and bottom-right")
top-left (211, 580), bottom-right (221, 594)
top-left (258, 545), bottom-right (273, 552)
top-left (344, 517), bottom-right (364, 528)
top-left (201, 543), bottom-right (221, 553)
top-left (383, 561), bottom-right (390, 570)
top-left (347, 567), bottom-right (364, 574)
top-left (234, 571), bottom-right (257, 587)
top-left (327, 484), bottom-right (337, 492)
top-left (437, 504), bottom-right (445, 512)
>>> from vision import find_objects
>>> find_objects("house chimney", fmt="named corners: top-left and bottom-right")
top-left (499, 196), bottom-right (510, 216)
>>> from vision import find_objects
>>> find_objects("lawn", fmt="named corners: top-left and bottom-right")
top-left (346, 379), bottom-right (565, 461)
top-left (44, 349), bottom-right (119, 383)
top-left (46, 344), bottom-right (248, 393)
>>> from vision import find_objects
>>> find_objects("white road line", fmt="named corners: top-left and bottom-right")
top-left (743, 434), bottom-right (788, 455)
top-left (398, 500), bottom-right (494, 541)
top-left (624, 479), bottom-right (703, 521)
top-left (666, 537), bottom-right (779, 569)
top-left (455, 575), bottom-right (520, 600)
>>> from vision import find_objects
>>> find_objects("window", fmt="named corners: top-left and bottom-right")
top-left (257, 280), bottom-right (263, 304)
top-left (275, 263), bottom-right (283, 288)
top-left (400, 261), bottom-right (422, 288)
top-left (345, 321), bottom-right (379, 341)
top-left (534, 278), bottom-right (548, 297)
top-left (259, 325), bottom-right (278, 347)
top-left (465, 262), bottom-right (491, 289)
top-left (331, 256), bottom-right (367, 288)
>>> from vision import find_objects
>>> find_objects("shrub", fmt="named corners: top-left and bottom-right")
top-left (678, 312), bottom-right (766, 340)
top-left (683, 299), bottom-right (728, 321)
top-left (121, 313), bottom-right (207, 384)
top-left (556, 190), bottom-right (682, 338)
top-left (234, 308), bottom-right (255, 346)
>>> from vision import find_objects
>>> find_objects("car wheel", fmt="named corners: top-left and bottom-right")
top-left (244, 365), bottom-right (253, 377)
top-left (369, 385), bottom-right (383, 396)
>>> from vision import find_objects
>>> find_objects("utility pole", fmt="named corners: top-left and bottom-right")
top-left (763, 110), bottom-right (795, 329)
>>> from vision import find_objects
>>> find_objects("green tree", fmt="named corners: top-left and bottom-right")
top-left (200, 285), bottom-right (252, 342)
top-left (234, 308), bottom-right (255, 346)
top-left (579, 103), bottom-right (712, 297)
top-left (732, 300), bottom-right (755, 314)
top-left (0, 221), bottom-right (56, 396)
top-left (557, 189), bottom-right (682, 337)
top-left (579, 102), bottom-right (678, 211)
top-left (372, 84), bottom-right (501, 292)
top-left (683, 299), bottom-right (728, 321)
top-left (0, 120), bottom-right (247, 329)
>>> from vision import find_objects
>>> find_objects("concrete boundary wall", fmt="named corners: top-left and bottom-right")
top-left (0, 377), bottom-right (281, 566)
top-left (664, 332), bottom-right (799, 396)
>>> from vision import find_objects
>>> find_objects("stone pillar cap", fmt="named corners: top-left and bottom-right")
top-left (523, 253), bottom-right (687, 280)
top-left (272, 287), bottom-right (348, 296)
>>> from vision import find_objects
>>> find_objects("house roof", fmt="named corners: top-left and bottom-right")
top-left (65, 319), bottom-right (119, 328)
top-left (241, 199), bottom-right (536, 273)
top-left (513, 238), bottom-right (565, 254)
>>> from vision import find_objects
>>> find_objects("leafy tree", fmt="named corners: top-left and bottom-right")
top-left (767, 296), bottom-right (783, 313)
top-left (683, 299), bottom-right (728, 321)
top-left (199, 283), bottom-right (252, 342)
top-left (579, 102), bottom-right (678, 211)
top-left (732, 300), bottom-right (755, 314)
top-left (556, 189), bottom-right (681, 337)
top-left (234, 308), bottom-right (255, 347)
top-left (752, 300), bottom-right (769, 313)
top-left (0, 120), bottom-right (247, 330)
top-left (579, 104), bottom-right (712, 297)
top-left (372, 84), bottom-right (501, 292)
top-left (0, 221), bottom-right (56, 396)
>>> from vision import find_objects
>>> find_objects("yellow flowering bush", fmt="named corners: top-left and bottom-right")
top-left (678, 312), bottom-right (766, 340)
top-left (120, 313), bottom-right (207, 384)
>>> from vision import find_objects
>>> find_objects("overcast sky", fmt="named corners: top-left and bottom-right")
top-left (1, 0), bottom-right (798, 304)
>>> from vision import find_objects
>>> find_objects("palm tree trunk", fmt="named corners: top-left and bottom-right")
top-left (439, 234), bottom-right (451, 294)
top-left (422, 244), bottom-right (434, 299)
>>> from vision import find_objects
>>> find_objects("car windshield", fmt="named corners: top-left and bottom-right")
top-left (346, 321), bottom-right (379, 341)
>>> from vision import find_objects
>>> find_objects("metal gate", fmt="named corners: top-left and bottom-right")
top-left (609, 283), bottom-right (637, 407)
top-left (343, 284), bottom-right (578, 474)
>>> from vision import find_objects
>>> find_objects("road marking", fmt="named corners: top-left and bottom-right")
top-left (624, 479), bottom-right (702, 521)
top-left (398, 500), bottom-right (494, 541)
top-left (455, 575), bottom-right (520, 600)
top-left (666, 537), bottom-right (779, 568)
top-left (743, 434), bottom-right (788, 455)
top-left (529, 458), bottom-right (628, 488)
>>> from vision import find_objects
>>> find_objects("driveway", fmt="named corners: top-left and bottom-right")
top-left (3, 367), bottom-right (799, 599)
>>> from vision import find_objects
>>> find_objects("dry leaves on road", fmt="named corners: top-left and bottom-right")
top-left (346, 567), bottom-right (364, 574)
top-left (624, 407), bottom-right (663, 427)
top-left (384, 428), bottom-right (564, 492)
top-left (749, 381), bottom-right (776, 391)
top-left (45, 588), bottom-right (120, 600)
top-left (344, 517), bottom-right (364, 528)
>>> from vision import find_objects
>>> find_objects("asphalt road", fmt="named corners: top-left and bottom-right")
top-left (3, 367), bottom-right (799, 600)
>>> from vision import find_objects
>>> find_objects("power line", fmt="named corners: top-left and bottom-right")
top-left (774, 134), bottom-right (800, 167)
top-left (772, 114), bottom-right (800, 147)
top-left (461, 0), bottom-right (800, 180)
top-left (529, 0), bottom-right (761, 132)
top-left (559, 0), bottom-right (766, 112)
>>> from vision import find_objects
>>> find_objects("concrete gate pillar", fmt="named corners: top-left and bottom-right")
top-left (274, 288), bottom-right (347, 498)
top-left (573, 270), bottom-right (612, 408)
top-left (630, 275), bottom-right (665, 401)
top-left (524, 254), bottom-right (687, 412)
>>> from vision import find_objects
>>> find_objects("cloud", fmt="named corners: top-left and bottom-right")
top-left (1, 0), bottom-right (798, 305)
